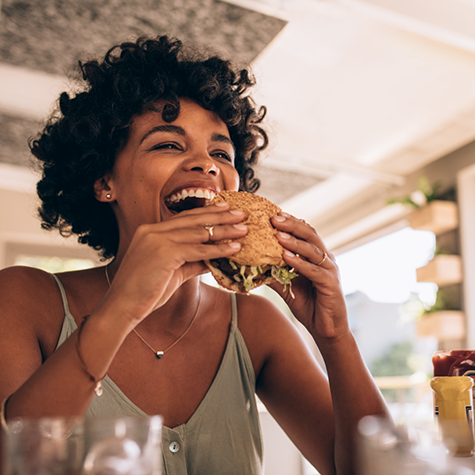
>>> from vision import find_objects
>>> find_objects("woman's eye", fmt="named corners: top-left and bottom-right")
top-left (151, 143), bottom-right (180, 151)
top-left (213, 151), bottom-right (233, 162)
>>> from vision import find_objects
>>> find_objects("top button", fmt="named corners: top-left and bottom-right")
top-left (169, 441), bottom-right (181, 453)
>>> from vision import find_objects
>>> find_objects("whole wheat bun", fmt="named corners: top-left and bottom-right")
top-left (204, 191), bottom-right (287, 293)
top-left (208, 190), bottom-right (285, 267)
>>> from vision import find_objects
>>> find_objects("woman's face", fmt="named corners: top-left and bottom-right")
top-left (105, 98), bottom-right (240, 237)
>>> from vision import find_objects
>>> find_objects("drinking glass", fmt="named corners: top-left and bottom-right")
top-left (4, 417), bottom-right (84, 475)
top-left (82, 415), bottom-right (162, 475)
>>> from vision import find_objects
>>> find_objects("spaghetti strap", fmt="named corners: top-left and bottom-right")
top-left (230, 292), bottom-right (238, 326)
top-left (51, 274), bottom-right (72, 317)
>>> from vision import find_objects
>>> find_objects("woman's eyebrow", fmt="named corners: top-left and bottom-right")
top-left (212, 133), bottom-right (235, 152)
top-left (140, 125), bottom-right (185, 144)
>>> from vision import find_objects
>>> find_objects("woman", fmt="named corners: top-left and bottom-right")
top-left (0, 36), bottom-right (389, 474)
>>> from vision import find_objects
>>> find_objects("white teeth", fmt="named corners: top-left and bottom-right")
top-left (166, 188), bottom-right (216, 204)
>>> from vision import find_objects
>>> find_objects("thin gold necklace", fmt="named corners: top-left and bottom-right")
top-left (104, 265), bottom-right (201, 359)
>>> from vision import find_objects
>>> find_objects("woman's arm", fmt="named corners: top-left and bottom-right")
top-left (0, 204), bottom-right (247, 420)
top-left (0, 266), bottom-right (135, 420)
top-left (239, 294), bottom-right (336, 473)
top-left (249, 213), bottom-right (390, 475)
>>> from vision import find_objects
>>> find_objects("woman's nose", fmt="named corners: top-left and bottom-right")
top-left (183, 154), bottom-right (219, 176)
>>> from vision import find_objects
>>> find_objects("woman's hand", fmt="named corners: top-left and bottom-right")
top-left (101, 203), bottom-right (247, 326)
top-left (269, 212), bottom-right (349, 340)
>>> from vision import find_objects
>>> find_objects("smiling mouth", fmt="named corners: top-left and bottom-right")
top-left (165, 188), bottom-right (217, 214)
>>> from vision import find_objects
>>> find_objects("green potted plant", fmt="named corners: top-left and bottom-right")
top-left (416, 291), bottom-right (465, 341)
top-left (388, 177), bottom-right (457, 235)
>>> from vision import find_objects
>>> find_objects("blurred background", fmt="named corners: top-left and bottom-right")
top-left (2, 0), bottom-right (475, 473)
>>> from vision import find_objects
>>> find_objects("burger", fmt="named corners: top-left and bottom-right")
top-left (204, 191), bottom-right (297, 294)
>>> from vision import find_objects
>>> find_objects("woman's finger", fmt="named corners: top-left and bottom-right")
top-left (276, 231), bottom-right (333, 269)
top-left (160, 207), bottom-right (246, 232)
top-left (173, 222), bottom-right (248, 244)
top-left (170, 241), bottom-right (242, 264)
top-left (272, 213), bottom-right (328, 252)
top-left (138, 222), bottom-right (247, 246)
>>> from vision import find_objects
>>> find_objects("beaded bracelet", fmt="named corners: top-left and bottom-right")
top-left (75, 315), bottom-right (106, 397)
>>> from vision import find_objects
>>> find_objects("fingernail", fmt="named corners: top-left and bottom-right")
top-left (234, 224), bottom-right (247, 230)
top-left (278, 232), bottom-right (291, 239)
top-left (273, 215), bottom-right (286, 222)
top-left (228, 242), bottom-right (241, 249)
top-left (280, 212), bottom-right (291, 218)
top-left (284, 250), bottom-right (295, 257)
top-left (214, 202), bottom-right (228, 207)
top-left (230, 210), bottom-right (245, 216)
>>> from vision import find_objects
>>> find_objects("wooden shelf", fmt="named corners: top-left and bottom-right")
top-left (416, 254), bottom-right (462, 286)
top-left (416, 311), bottom-right (465, 340)
top-left (409, 200), bottom-right (458, 235)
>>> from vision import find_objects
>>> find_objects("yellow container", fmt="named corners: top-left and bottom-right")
top-left (430, 376), bottom-right (474, 457)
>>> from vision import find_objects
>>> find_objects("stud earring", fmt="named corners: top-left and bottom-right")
top-left (105, 193), bottom-right (111, 200)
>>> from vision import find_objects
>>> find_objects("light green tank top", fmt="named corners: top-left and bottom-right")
top-left (53, 275), bottom-right (263, 475)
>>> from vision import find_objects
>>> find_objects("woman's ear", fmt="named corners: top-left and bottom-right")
top-left (94, 176), bottom-right (114, 202)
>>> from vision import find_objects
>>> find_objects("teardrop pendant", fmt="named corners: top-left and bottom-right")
top-left (156, 351), bottom-right (164, 359)
top-left (94, 382), bottom-right (103, 397)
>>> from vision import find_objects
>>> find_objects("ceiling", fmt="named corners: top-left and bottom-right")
top-left (2, 0), bottom-right (475, 252)
top-left (245, 0), bottom-right (475, 250)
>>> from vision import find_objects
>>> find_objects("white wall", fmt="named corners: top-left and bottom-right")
top-left (0, 185), bottom-right (101, 269)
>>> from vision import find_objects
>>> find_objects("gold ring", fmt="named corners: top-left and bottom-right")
top-left (316, 250), bottom-right (327, 266)
top-left (204, 224), bottom-right (214, 242)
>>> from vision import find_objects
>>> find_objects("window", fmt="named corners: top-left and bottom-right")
top-left (337, 227), bottom-right (437, 423)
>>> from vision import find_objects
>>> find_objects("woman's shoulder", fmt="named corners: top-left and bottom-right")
top-left (0, 266), bottom-right (66, 352)
top-left (0, 265), bottom-right (65, 320)
top-left (0, 265), bottom-right (59, 298)
top-left (234, 291), bottom-right (306, 376)
top-left (203, 283), bottom-right (291, 331)
top-left (0, 264), bottom-right (101, 304)
top-left (236, 291), bottom-right (297, 335)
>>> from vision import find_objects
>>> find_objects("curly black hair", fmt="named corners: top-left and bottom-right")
top-left (30, 36), bottom-right (268, 259)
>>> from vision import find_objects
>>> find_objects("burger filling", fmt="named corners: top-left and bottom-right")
top-left (209, 258), bottom-right (298, 294)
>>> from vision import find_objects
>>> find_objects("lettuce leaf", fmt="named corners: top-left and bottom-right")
top-left (229, 260), bottom-right (298, 294)
top-left (271, 266), bottom-right (298, 297)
